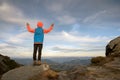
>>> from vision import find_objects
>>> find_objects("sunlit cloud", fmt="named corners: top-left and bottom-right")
top-left (7, 32), bottom-right (33, 44)
top-left (52, 46), bottom-right (104, 53)
top-left (46, 31), bottom-right (111, 43)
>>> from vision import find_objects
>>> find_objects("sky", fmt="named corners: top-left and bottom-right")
top-left (0, 0), bottom-right (120, 58)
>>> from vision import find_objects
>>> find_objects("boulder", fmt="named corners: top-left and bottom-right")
top-left (106, 36), bottom-right (120, 57)
top-left (29, 69), bottom-right (59, 80)
top-left (1, 64), bottom-right (50, 80)
top-left (104, 57), bottom-right (120, 71)
top-left (0, 54), bottom-right (20, 75)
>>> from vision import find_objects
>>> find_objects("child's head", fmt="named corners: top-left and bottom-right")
top-left (37, 21), bottom-right (43, 27)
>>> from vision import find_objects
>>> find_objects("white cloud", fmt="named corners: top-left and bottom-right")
top-left (0, 43), bottom-right (9, 48)
top-left (43, 49), bottom-right (105, 57)
top-left (43, 31), bottom-right (113, 57)
top-left (0, 3), bottom-right (24, 24)
top-left (83, 10), bottom-right (107, 23)
top-left (0, 40), bottom-right (33, 58)
top-left (52, 46), bottom-right (104, 52)
top-left (0, 28), bottom-right (113, 58)
top-left (0, 2), bottom-right (49, 27)
top-left (7, 32), bottom-right (33, 44)
top-left (61, 31), bottom-right (110, 43)
top-left (45, 31), bottom-right (110, 44)
top-left (0, 30), bottom-right (113, 57)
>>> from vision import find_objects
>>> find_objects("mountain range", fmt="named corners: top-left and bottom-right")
top-left (13, 57), bottom-right (91, 71)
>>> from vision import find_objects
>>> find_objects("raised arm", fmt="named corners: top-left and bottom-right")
top-left (26, 23), bottom-right (35, 33)
top-left (44, 24), bottom-right (54, 34)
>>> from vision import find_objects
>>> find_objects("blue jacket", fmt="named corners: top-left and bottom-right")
top-left (34, 27), bottom-right (44, 43)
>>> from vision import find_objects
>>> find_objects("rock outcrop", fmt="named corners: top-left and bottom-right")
top-left (1, 64), bottom-right (58, 80)
top-left (58, 36), bottom-right (120, 80)
top-left (58, 56), bottom-right (120, 80)
top-left (0, 54), bottom-right (20, 77)
top-left (106, 36), bottom-right (120, 57)
top-left (104, 57), bottom-right (120, 71)
top-left (1, 57), bottom-right (120, 80)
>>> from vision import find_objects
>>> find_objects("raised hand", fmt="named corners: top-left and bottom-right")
top-left (51, 23), bottom-right (54, 27)
top-left (26, 23), bottom-right (30, 26)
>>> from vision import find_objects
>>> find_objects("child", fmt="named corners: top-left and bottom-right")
top-left (26, 21), bottom-right (54, 65)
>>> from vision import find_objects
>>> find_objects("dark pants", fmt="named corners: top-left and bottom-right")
top-left (33, 44), bottom-right (43, 61)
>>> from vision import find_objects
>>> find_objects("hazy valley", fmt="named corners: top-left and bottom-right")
top-left (13, 57), bottom-right (91, 71)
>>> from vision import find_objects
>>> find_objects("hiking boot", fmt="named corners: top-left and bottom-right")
top-left (33, 60), bottom-right (37, 66)
top-left (37, 60), bottom-right (41, 65)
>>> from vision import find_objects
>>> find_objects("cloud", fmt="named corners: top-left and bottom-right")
top-left (0, 3), bottom-right (24, 24)
top-left (7, 32), bottom-right (33, 45)
top-left (45, 31), bottom-right (112, 46)
top-left (0, 43), bottom-right (16, 49)
top-left (44, 30), bottom-right (113, 56)
top-left (49, 45), bottom-right (105, 57)
top-left (0, 42), bottom-right (20, 57)
top-left (45, 0), bottom-right (72, 13)
top-left (0, 34), bottom-right (37, 58)
top-left (0, 31), bottom-right (33, 49)
top-left (0, 2), bottom-right (50, 45)
top-left (83, 10), bottom-right (107, 23)
top-left (61, 31), bottom-right (110, 43)
top-left (45, 31), bottom-right (112, 51)
top-left (0, 2), bottom-right (48, 27)
top-left (52, 46), bottom-right (104, 53)
top-left (57, 15), bottom-right (77, 25)
top-left (82, 8), bottom-right (120, 28)
top-left (0, 39), bottom-right (33, 58)
top-left (47, 2), bottom-right (63, 12)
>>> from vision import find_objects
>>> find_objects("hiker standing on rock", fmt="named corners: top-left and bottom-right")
top-left (26, 21), bottom-right (54, 65)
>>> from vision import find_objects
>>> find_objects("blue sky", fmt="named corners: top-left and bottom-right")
top-left (0, 0), bottom-right (120, 58)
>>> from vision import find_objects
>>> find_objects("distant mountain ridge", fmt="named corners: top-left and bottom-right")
top-left (63, 59), bottom-right (91, 65)
top-left (13, 57), bottom-right (91, 65)
top-left (13, 57), bottom-right (91, 71)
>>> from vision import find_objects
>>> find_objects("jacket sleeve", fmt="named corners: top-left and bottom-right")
top-left (26, 25), bottom-right (35, 33)
top-left (44, 26), bottom-right (53, 34)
